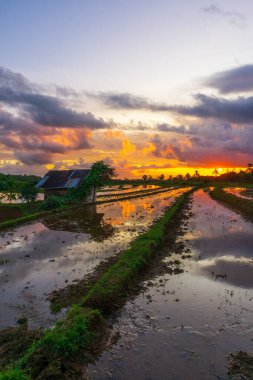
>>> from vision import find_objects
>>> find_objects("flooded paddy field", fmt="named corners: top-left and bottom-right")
top-left (0, 187), bottom-right (189, 329)
top-left (97, 185), bottom-right (163, 201)
top-left (97, 184), bottom-right (159, 196)
top-left (87, 189), bottom-right (253, 380)
top-left (224, 187), bottom-right (253, 200)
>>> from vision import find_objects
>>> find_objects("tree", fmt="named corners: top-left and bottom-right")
top-left (247, 163), bottom-right (253, 173)
top-left (19, 183), bottom-right (38, 203)
top-left (158, 174), bottom-right (165, 181)
top-left (212, 168), bottom-right (219, 176)
top-left (185, 173), bottom-right (191, 180)
top-left (142, 174), bottom-right (148, 182)
top-left (68, 160), bottom-right (117, 202)
top-left (193, 170), bottom-right (200, 179)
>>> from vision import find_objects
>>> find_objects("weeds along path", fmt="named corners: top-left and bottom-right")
top-left (0, 190), bottom-right (193, 380)
top-left (210, 187), bottom-right (253, 222)
top-left (86, 189), bottom-right (253, 380)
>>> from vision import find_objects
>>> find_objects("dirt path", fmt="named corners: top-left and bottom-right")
top-left (86, 189), bottom-right (253, 380)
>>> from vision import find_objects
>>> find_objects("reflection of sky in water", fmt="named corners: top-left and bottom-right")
top-left (97, 184), bottom-right (159, 196)
top-left (224, 187), bottom-right (253, 200)
top-left (183, 190), bottom-right (253, 288)
top-left (87, 189), bottom-right (253, 380)
top-left (0, 187), bottom-right (190, 328)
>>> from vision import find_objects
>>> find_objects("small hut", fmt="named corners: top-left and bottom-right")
top-left (36, 169), bottom-right (96, 202)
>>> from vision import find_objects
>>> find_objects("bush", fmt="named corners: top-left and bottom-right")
top-left (19, 184), bottom-right (38, 203)
top-left (40, 195), bottom-right (64, 211)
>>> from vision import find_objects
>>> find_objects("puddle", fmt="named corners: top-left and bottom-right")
top-left (0, 187), bottom-right (189, 329)
top-left (86, 190), bottom-right (253, 380)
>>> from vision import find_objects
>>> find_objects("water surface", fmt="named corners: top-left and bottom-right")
top-left (0, 188), bottom-right (188, 328)
top-left (87, 190), bottom-right (253, 380)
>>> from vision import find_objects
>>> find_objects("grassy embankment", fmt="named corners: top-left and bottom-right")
top-left (0, 186), bottom-right (176, 231)
top-left (210, 187), bottom-right (253, 222)
top-left (0, 190), bottom-right (192, 380)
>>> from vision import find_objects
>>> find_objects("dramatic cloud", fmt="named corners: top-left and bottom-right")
top-left (0, 67), bottom-right (109, 165)
top-left (157, 124), bottom-right (187, 134)
top-left (149, 123), bottom-right (253, 167)
top-left (95, 92), bottom-right (170, 112)
top-left (202, 4), bottom-right (246, 28)
top-left (170, 94), bottom-right (253, 123)
top-left (98, 90), bottom-right (253, 125)
top-left (204, 65), bottom-right (253, 94)
top-left (0, 67), bottom-right (108, 129)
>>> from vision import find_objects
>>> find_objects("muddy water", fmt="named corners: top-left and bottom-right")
top-left (87, 189), bottom-right (253, 380)
top-left (0, 188), bottom-right (189, 329)
top-left (224, 187), bottom-right (253, 200)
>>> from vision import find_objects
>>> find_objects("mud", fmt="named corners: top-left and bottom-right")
top-left (0, 188), bottom-right (189, 328)
top-left (86, 190), bottom-right (253, 380)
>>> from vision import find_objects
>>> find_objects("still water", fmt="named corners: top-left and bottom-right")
top-left (0, 188), bottom-right (189, 328)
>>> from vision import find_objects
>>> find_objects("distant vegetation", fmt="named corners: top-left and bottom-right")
top-left (0, 173), bottom-right (40, 204)
top-left (104, 167), bottom-right (253, 187)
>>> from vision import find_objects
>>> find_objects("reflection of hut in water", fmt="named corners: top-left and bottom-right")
top-left (43, 205), bottom-right (114, 241)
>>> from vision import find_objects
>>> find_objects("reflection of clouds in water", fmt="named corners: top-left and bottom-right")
top-left (186, 189), bottom-right (253, 288)
top-left (224, 187), bottom-right (253, 200)
top-left (0, 188), bottom-right (191, 328)
top-left (195, 256), bottom-right (253, 288)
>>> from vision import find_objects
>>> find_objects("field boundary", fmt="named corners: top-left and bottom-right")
top-left (209, 187), bottom-right (253, 222)
top-left (0, 186), bottom-right (177, 231)
top-left (0, 189), bottom-right (193, 380)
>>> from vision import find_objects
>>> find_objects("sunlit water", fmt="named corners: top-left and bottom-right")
top-left (224, 187), bottom-right (253, 200)
top-left (0, 187), bottom-right (189, 328)
top-left (86, 189), bottom-right (253, 380)
top-left (97, 185), bottom-right (160, 196)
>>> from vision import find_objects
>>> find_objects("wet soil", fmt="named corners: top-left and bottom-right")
top-left (86, 189), bottom-right (253, 380)
top-left (0, 188), bottom-right (188, 328)
top-left (49, 193), bottom-right (191, 311)
top-left (0, 206), bottom-right (23, 222)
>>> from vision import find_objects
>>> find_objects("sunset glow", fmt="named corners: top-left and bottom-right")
top-left (0, 1), bottom-right (252, 178)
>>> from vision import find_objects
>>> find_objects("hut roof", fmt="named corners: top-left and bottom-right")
top-left (36, 169), bottom-right (90, 189)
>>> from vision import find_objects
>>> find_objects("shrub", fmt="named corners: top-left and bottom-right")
top-left (19, 184), bottom-right (38, 203)
top-left (40, 195), bottom-right (64, 211)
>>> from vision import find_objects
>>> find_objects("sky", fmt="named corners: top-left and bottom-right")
top-left (0, 0), bottom-right (253, 178)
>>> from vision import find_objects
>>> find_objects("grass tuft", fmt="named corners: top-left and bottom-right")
top-left (0, 368), bottom-right (31, 380)
top-left (82, 192), bottom-right (191, 312)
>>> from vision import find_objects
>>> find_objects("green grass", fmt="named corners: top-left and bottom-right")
top-left (210, 187), bottom-right (253, 222)
top-left (0, 306), bottom-right (103, 379)
top-left (0, 368), bottom-right (31, 380)
top-left (82, 191), bottom-right (191, 312)
top-left (0, 190), bottom-right (191, 379)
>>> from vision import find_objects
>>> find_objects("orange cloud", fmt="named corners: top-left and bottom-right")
top-left (121, 138), bottom-right (136, 155)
